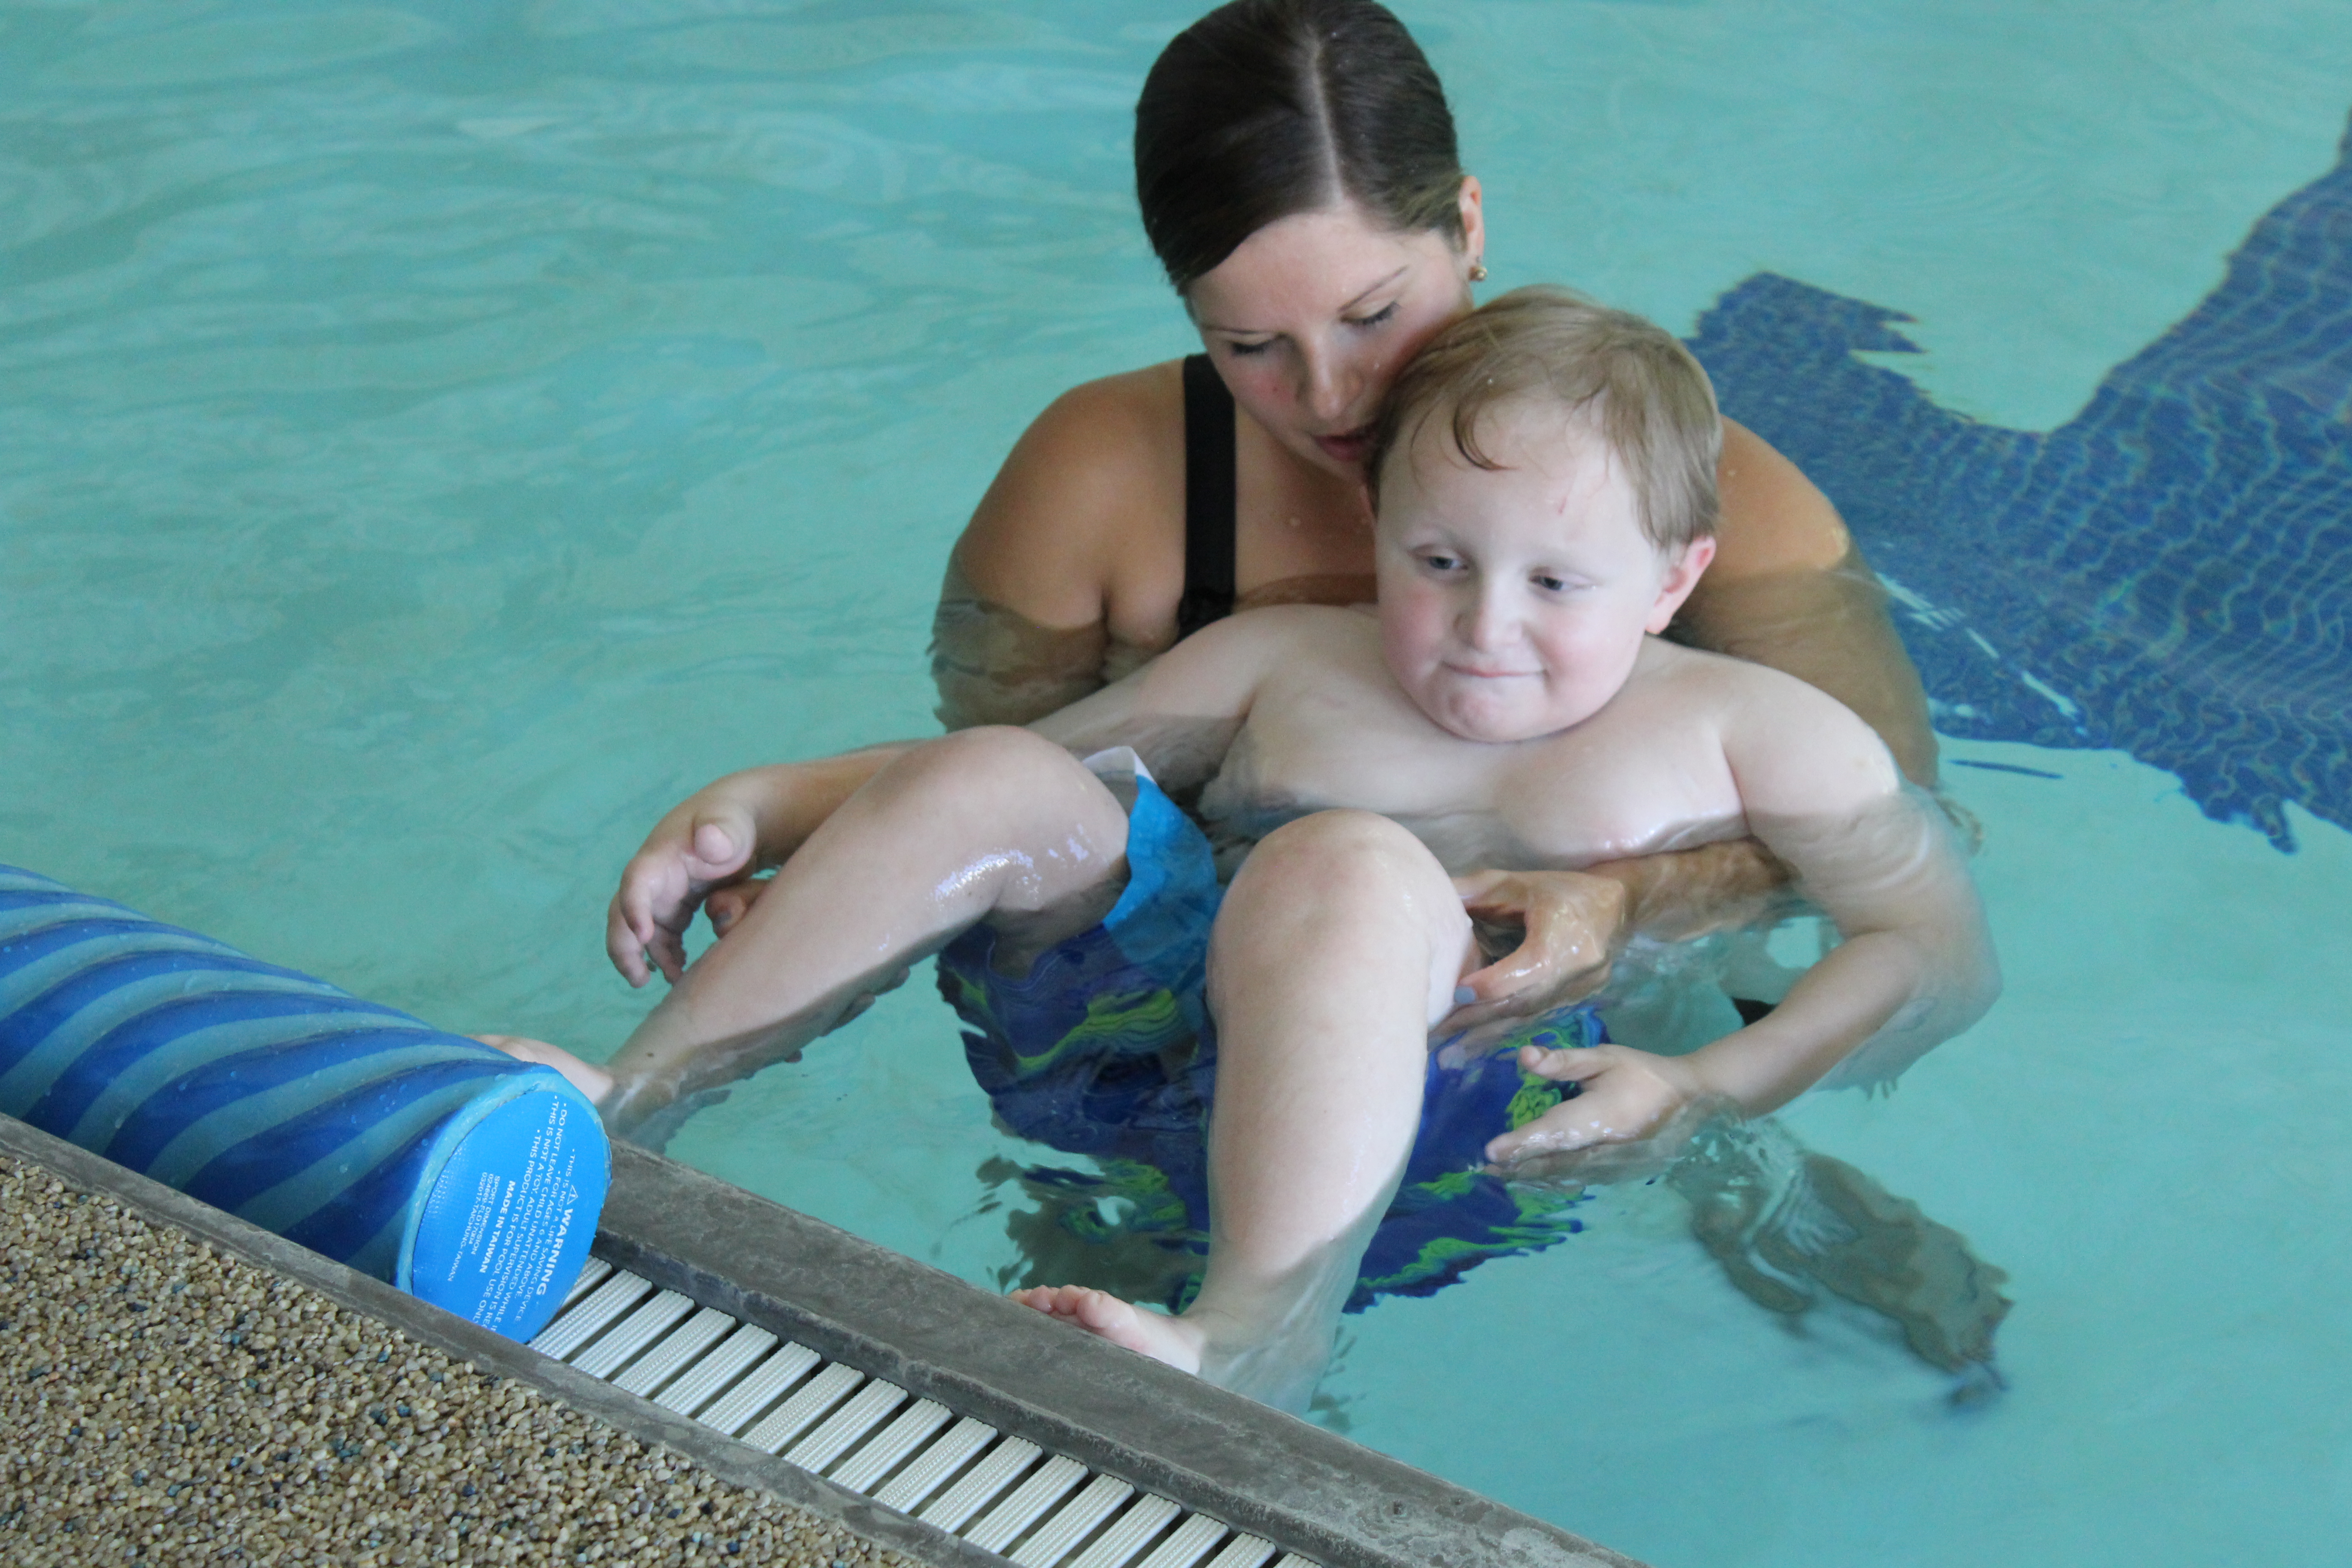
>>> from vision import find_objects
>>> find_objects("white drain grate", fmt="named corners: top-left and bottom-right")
top-left (531, 1260), bottom-right (1313, 1568)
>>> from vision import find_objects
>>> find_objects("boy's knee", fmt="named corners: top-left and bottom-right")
top-left (883, 725), bottom-right (1077, 794)
top-left (1232, 810), bottom-right (1450, 907)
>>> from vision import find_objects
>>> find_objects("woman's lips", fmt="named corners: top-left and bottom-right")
top-left (1313, 427), bottom-right (1371, 465)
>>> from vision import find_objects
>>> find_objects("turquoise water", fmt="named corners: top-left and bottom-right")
top-left (5, 3), bottom-right (2352, 1563)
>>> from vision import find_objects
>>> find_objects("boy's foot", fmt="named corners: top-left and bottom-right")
top-left (1009, 1285), bottom-right (1207, 1375)
top-left (473, 1034), bottom-right (616, 1106)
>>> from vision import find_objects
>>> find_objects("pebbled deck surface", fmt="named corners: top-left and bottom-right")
top-left (0, 1147), bottom-right (925, 1568)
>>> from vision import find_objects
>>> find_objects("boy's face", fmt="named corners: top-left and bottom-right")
top-left (1375, 401), bottom-right (1714, 743)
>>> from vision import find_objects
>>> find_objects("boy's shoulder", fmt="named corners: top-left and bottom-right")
top-left (1637, 640), bottom-right (1903, 814)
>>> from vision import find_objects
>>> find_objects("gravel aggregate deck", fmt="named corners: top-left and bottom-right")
top-left (0, 1150), bottom-right (926, 1567)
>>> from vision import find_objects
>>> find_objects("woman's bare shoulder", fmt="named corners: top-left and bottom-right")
top-left (1711, 418), bottom-right (1852, 578)
top-left (955, 361), bottom-right (1189, 631)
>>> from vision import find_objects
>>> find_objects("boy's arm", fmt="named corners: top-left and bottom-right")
top-left (608, 744), bottom-right (917, 986)
top-left (1026, 606), bottom-right (1297, 789)
top-left (610, 610), bottom-right (1292, 986)
top-left (1695, 677), bottom-right (1998, 1108)
top-left (1490, 674), bottom-right (1997, 1164)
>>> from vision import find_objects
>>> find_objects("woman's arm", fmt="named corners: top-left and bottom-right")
top-left (933, 367), bottom-right (1188, 729)
top-left (1447, 839), bottom-right (1796, 1027)
top-left (1680, 421), bottom-right (1939, 787)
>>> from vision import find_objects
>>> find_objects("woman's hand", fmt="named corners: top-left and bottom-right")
top-left (606, 799), bottom-right (760, 987)
top-left (1483, 1043), bottom-right (1720, 1179)
top-left (1446, 868), bottom-right (1630, 1032)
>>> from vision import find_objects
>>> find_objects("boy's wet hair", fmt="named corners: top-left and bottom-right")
top-left (1366, 286), bottom-right (1723, 552)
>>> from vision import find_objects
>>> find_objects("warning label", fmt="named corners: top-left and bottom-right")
top-left (411, 1084), bottom-right (609, 1340)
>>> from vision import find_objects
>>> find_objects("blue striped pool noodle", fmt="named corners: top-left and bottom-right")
top-left (0, 865), bottom-right (608, 1343)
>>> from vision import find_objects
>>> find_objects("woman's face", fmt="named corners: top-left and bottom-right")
top-left (1186, 180), bottom-right (1484, 481)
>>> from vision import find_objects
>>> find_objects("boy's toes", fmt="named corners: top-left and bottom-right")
top-left (471, 1034), bottom-right (615, 1104)
top-left (1008, 1285), bottom-right (1204, 1373)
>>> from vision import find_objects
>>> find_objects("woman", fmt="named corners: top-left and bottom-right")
top-left (932, 0), bottom-right (1940, 1024)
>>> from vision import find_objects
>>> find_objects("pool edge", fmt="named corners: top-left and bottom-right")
top-left (0, 1110), bottom-right (1646, 1568)
top-left (0, 1111), bottom-right (1004, 1568)
top-left (593, 1141), bottom-right (1643, 1568)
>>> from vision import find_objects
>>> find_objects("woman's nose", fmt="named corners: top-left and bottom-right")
top-left (1297, 342), bottom-right (1362, 425)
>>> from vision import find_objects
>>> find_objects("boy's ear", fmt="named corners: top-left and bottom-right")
top-left (1644, 536), bottom-right (1717, 633)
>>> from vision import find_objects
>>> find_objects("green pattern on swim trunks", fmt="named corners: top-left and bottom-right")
top-left (1507, 1067), bottom-right (1572, 1131)
top-left (934, 959), bottom-right (1194, 1078)
top-left (1009, 989), bottom-right (1192, 1075)
top-left (1352, 1181), bottom-right (1591, 1302)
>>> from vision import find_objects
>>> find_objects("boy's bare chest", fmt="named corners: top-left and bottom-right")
top-left (1201, 656), bottom-right (1745, 870)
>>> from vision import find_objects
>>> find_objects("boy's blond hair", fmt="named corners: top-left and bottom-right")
top-left (1366, 285), bottom-right (1722, 552)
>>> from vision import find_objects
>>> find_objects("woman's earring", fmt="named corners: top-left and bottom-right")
top-left (1468, 260), bottom-right (1488, 283)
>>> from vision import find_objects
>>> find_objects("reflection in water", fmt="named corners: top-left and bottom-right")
top-left (971, 1100), bottom-right (2014, 1391)
top-left (1672, 1117), bottom-right (2012, 1391)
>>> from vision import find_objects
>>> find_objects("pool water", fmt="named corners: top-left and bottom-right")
top-left (5, 3), bottom-right (2351, 1564)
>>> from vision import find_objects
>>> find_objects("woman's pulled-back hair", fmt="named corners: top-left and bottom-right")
top-left (1366, 286), bottom-right (1724, 553)
top-left (1135, 0), bottom-right (1465, 292)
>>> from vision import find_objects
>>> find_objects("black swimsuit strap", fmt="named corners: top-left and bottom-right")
top-left (1177, 353), bottom-right (1238, 639)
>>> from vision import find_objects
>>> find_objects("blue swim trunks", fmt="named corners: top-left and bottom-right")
top-left (935, 753), bottom-right (1601, 1314)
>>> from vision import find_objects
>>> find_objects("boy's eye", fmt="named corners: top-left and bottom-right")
top-left (1418, 551), bottom-right (1465, 573)
top-left (1345, 302), bottom-right (1399, 330)
top-left (1533, 573), bottom-right (1571, 593)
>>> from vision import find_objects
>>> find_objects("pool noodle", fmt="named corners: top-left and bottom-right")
top-left (0, 865), bottom-right (607, 1343)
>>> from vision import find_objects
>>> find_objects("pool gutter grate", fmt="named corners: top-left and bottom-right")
top-left (0, 1112), bottom-right (1645, 1568)
top-left (530, 1264), bottom-right (1304, 1568)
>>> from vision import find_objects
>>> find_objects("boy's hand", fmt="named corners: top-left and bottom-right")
top-left (607, 805), bottom-right (758, 987)
top-left (1446, 869), bottom-right (1628, 1031)
top-left (1484, 1043), bottom-right (1718, 1176)
top-left (704, 875), bottom-right (772, 937)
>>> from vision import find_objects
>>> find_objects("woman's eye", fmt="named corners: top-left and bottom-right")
top-left (1346, 303), bottom-right (1399, 330)
top-left (1224, 339), bottom-right (1272, 358)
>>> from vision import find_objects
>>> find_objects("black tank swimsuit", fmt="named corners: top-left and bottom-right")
top-left (1176, 354), bottom-right (1239, 640)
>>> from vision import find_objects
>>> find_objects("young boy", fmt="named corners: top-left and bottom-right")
top-left (494, 289), bottom-right (1998, 1410)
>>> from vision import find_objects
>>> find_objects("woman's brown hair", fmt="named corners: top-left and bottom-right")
top-left (1134, 0), bottom-right (1466, 292)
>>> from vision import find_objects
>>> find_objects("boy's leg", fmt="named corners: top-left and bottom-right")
top-left (1019, 809), bottom-right (1475, 1411)
top-left (597, 728), bottom-right (1134, 1133)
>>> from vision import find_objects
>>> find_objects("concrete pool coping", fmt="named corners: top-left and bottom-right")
top-left (0, 1113), bottom-right (1644, 1568)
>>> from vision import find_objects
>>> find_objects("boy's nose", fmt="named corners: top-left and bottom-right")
top-left (1456, 589), bottom-right (1515, 651)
